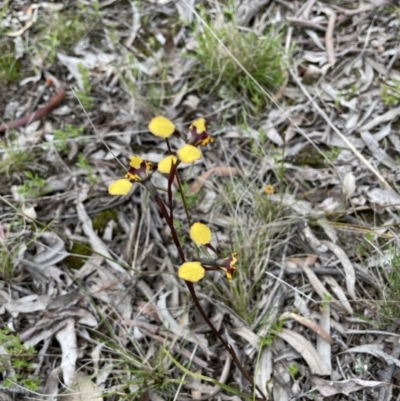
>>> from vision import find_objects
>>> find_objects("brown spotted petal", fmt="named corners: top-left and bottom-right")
top-left (188, 118), bottom-right (214, 147)
top-left (125, 156), bottom-right (152, 182)
top-left (215, 253), bottom-right (237, 282)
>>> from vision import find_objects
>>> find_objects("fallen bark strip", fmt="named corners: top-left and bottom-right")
top-left (0, 86), bottom-right (65, 132)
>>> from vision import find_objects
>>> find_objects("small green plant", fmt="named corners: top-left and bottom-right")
top-left (17, 171), bottom-right (48, 198)
top-left (0, 244), bottom-right (13, 279)
top-left (0, 328), bottom-right (39, 391)
top-left (32, 8), bottom-right (98, 67)
top-left (190, 23), bottom-right (286, 108)
top-left (258, 319), bottom-right (284, 346)
top-left (174, 182), bottom-right (199, 210)
top-left (76, 153), bottom-right (96, 183)
top-left (92, 209), bottom-right (118, 236)
top-left (288, 363), bottom-right (299, 379)
top-left (321, 292), bottom-right (333, 310)
top-left (323, 146), bottom-right (342, 164)
top-left (64, 241), bottom-right (92, 270)
top-left (0, 52), bottom-right (20, 83)
top-left (75, 64), bottom-right (93, 110)
top-left (381, 80), bottom-right (400, 107)
top-left (0, 142), bottom-right (35, 175)
top-left (53, 124), bottom-right (84, 153)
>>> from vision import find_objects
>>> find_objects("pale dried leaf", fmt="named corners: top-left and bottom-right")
top-left (255, 347), bottom-right (273, 397)
top-left (343, 172), bottom-right (356, 198)
top-left (316, 304), bottom-right (331, 372)
top-left (360, 131), bottom-right (397, 169)
top-left (62, 371), bottom-right (103, 401)
top-left (358, 107), bottom-right (400, 131)
top-left (3, 294), bottom-right (50, 317)
top-left (321, 240), bottom-right (356, 300)
top-left (323, 276), bottom-right (354, 314)
top-left (280, 312), bottom-right (334, 344)
top-left (277, 329), bottom-right (331, 375)
top-left (232, 326), bottom-right (259, 349)
top-left (311, 377), bottom-right (386, 397)
top-left (265, 126), bottom-right (284, 146)
top-left (31, 232), bottom-right (68, 268)
top-left (77, 202), bottom-right (126, 274)
top-left (301, 264), bottom-right (333, 301)
top-left (345, 344), bottom-right (400, 367)
top-left (367, 188), bottom-right (400, 209)
top-left (188, 166), bottom-right (238, 194)
top-left (156, 292), bottom-right (209, 354)
top-left (273, 362), bottom-right (289, 401)
top-left (286, 254), bottom-right (317, 268)
top-left (267, 194), bottom-right (312, 216)
top-left (43, 367), bottom-right (62, 401)
top-left (55, 318), bottom-right (78, 388)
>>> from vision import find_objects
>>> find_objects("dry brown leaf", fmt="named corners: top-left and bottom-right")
top-left (188, 166), bottom-right (238, 194)
top-left (286, 254), bottom-right (317, 269)
top-left (280, 312), bottom-right (334, 344)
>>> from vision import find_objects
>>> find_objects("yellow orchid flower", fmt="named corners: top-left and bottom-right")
top-left (189, 118), bottom-right (214, 146)
top-left (157, 155), bottom-right (178, 174)
top-left (177, 144), bottom-right (202, 163)
top-left (108, 179), bottom-right (133, 196)
top-left (190, 222), bottom-right (211, 245)
top-left (148, 116), bottom-right (175, 138)
top-left (178, 261), bottom-right (205, 282)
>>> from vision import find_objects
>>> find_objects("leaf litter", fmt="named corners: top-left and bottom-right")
top-left (1, 0), bottom-right (400, 400)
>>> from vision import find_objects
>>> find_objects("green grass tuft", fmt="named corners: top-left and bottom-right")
top-left (190, 23), bottom-right (286, 107)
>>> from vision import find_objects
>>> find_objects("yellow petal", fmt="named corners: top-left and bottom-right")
top-left (190, 222), bottom-right (211, 245)
top-left (191, 118), bottom-right (206, 133)
top-left (177, 144), bottom-right (202, 163)
top-left (129, 156), bottom-right (143, 169)
top-left (178, 262), bottom-right (205, 282)
top-left (158, 155), bottom-right (178, 174)
top-left (108, 179), bottom-right (133, 195)
top-left (263, 185), bottom-right (274, 195)
top-left (148, 116), bottom-right (175, 138)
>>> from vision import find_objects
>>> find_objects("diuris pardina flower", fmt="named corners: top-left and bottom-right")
top-left (198, 253), bottom-right (238, 282)
top-left (108, 155), bottom-right (156, 196)
top-left (148, 116), bottom-right (175, 138)
top-left (190, 222), bottom-right (212, 245)
top-left (178, 261), bottom-right (205, 282)
top-left (215, 253), bottom-right (237, 282)
top-left (157, 155), bottom-right (178, 174)
top-left (177, 144), bottom-right (202, 163)
top-left (188, 118), bottom-right (214, 147)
